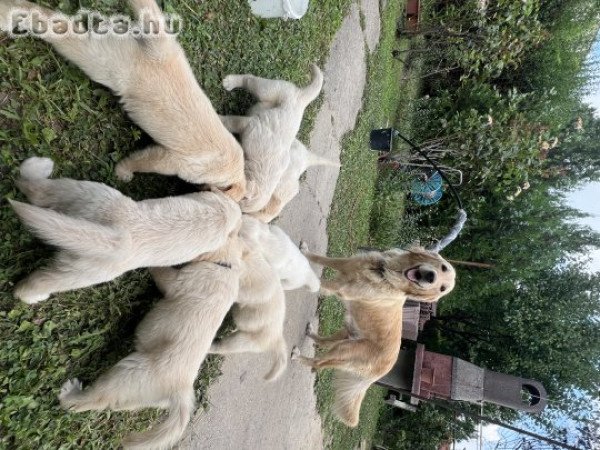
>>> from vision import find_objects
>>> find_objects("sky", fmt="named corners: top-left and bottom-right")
top-left (564, 182), bottom-right (600, 271)
top-left (566, 36), bottom-right (600, 272)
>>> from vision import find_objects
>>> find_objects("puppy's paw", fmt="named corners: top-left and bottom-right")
top-left (14, 283), bottom-right (49, 304)
top-left (58, 378), bottom-right (83, 408)
top-left (20, 157), bottom-right (54, 179)
top-left (222, 75), bottom-right (239, 91)
top-left (291, 346), bottom-right (301, 360)
top-left (115, 163), bottom-right (134, 182)
top-left (299, 240), bottom-right (309, 254)
top-left (307, 277), bottom-right (321, 293)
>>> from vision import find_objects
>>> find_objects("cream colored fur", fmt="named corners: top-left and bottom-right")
top-left (10, 157), bottom-right (241, 304)
top-left (0, 0), bottom-right (246, 200)
top-left (240, 215), bottom-right (320, 291)
top-left (58, 234), bottom-right (243, 450)
top-left (208, 217), bottom-right (321, 380)
top-left (251, 139), bottom-right (340, 223)
top-left (220, 65), bottom-right (323, 212)
top-left (209, 248), bottom-right (287, 382)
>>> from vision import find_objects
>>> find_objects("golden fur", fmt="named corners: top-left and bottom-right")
top-left (10, 157), bottom-right (241, 304)
top-left (57, 233), bottom-right (243, 449)
top-left (0, 0), bottom-right (246, 200)
top-left (292, 247), bottom-right (456, 426)
top-left (302, 246), bottom-right (456, 302)
top-left (292, 298), bottom-right (404, 427)
top-left (219, 65), bottom-right (323, 212)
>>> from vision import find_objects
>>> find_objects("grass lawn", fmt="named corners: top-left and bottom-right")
top-left (0, 1), bottom-right (353, 448)
top-left (314, 1), bottom-right (426, 449)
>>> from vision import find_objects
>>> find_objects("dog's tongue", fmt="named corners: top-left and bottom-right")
top-left (406, 268), bottom-right (419, 282)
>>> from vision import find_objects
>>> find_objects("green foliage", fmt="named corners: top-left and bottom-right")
top-left (413, 82), bottom-right (554, 193)
top-left (422, 184), bottom-right (600, 430)
top-left (506, 0), bottom-right (600, 128)
top-left (410, 0), bottom-right (544, 82)
top-left (369, 168), bottom-right (409, 248)
top-left (374, 403), bottom-right (474, 450)
top-left (375, 0), bottom-right (600, 442)
top-left (411, 0), bottom-right (600, 191)
top-left (0, 0), bottom-right (352, 447)
top-left (545, 105), bottom-right (600, 186)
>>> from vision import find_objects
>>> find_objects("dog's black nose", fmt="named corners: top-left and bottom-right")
top-left (419, 268), bottom-right (436, 284)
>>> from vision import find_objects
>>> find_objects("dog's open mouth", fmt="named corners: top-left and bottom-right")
top-left (404, 266), bottom-right (422, 285)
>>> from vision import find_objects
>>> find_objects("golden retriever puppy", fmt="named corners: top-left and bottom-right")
top-left (302, 246), bottom-right (456, 302)
top-left (220, 65), bottom-right (323, 212)
top-left (0, 0), bottom-right (246, 200)
top-left (209, 249), bottom-right (288, 382)
top-left (251, 139), bottom-right (340, 223)
top-left (292, 297), bottom-right (403, 427)
top-left (58, 232), bottom-right (243, 450)
top-left (240, 215), bottom-right (320, 292)
top-left (10, 157), bottom-right (241, 304)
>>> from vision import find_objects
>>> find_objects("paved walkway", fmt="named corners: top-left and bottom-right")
top-left (179, 1), bottom-right (381, 448)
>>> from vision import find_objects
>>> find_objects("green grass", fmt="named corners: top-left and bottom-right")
top-left (313, 1), bottom-right (425, 448)
top-left (0, 1), bottom-right (353, 448)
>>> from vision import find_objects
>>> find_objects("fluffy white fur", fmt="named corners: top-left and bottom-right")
top-left (220, 65), bottom-right (324, 212)
top-left (10, 157), bottom-right (241, 304)
top-left (208, 217), bottom-right (320, 380)
top-left (209, 249), bottom-right (287, 382)
top-left (252, 139), bottom-right (340, 223)
top-left (239, 215), bottom-right (320, 292)
top-left (58, 234), bottom-right (243, 450)
top-left (0, 0), bottom-right (246, 200)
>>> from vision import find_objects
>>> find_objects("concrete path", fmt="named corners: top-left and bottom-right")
top-left (179, 1), bottom-right (381, 448)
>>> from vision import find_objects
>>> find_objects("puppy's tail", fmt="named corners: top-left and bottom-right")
top-left (299, 64), bottom-right (324, 106)
top-left (9, 200), bottom-right (128, 257)
top-left (19, 157), bottom-right (54, 180)
top-left (305, 150), bottom-right (340, 169)
top-left (332, 371), bottom-right (372, 427)
top-left (264, 337), bottom-right (288, 382)
top-left (122, 390), bottom-right (195, 450)
top-left (128, 0), bottom-right (163, 21)
top-left (305, 272), bottom-right (321, 293)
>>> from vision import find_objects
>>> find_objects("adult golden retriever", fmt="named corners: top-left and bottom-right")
top-left (0, 0), bottom-right (246, 200)
top-left (292, 247), bottom-right (456, 426)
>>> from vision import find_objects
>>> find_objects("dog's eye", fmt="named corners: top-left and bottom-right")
top-left (441, 265), bottom-right (448, 272)
top-left (440, 286), bottom-right (446, 292)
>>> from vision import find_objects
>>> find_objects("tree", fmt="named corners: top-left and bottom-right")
top-left (545, 106), bottom-right (600, 186)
